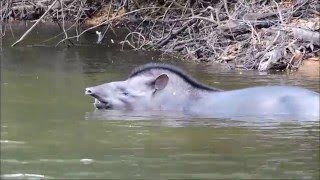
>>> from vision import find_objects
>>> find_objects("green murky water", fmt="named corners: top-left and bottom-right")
top-left (0, 24), bottom-right (319, 179)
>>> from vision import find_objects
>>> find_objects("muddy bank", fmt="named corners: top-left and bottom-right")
top-left (1, 0), bottom-right (319, 71)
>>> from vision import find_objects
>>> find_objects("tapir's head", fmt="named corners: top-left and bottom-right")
top-left (85, 72), bottom-right (169, 110)
top-left (85, 63), bottom-right (221, 110)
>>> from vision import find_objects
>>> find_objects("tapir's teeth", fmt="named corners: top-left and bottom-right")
top-left (94, 99), bottom-right (100, 104)
top-left (94, 99), bottom-right (104, 104)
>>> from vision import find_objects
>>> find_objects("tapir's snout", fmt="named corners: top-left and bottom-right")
top-left (85, 86), bottom-right (112, 109)
top-left (85, 87), bottom-right (100, 99)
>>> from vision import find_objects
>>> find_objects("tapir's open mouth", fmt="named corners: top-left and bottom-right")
top-left (87, 93), bottom-right (112, 109)
top-left (94, 99), bottom-right (112, 109)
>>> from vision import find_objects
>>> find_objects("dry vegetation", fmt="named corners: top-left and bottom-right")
top-left (1, 0), bottom-right (319, 71)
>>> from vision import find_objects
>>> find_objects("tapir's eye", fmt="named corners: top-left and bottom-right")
top-left (119, 87), bottom-right (129, 96)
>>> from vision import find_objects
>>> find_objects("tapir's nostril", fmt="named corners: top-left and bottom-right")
top-left (85, 88), bottom-right (93, 95)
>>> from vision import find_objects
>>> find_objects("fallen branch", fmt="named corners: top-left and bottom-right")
top-left (258, 48), bottom-right (284, 71)
top-left (11, 0), bottom-right (58, 47)
top-left (2, 0), bottom-right (318, 71)
top-left (155, 19), bottom-right (196, 48)
top-left (292, 27), bottom-right (320, 45)
top-left (56, 6), bottom-right (161, 46)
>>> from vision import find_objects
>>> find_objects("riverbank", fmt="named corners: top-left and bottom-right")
top-left (1, 0), bottom-right (319, 71)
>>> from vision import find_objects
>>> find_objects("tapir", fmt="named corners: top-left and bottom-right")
top-left (85, 63), bottom-right (320, 120)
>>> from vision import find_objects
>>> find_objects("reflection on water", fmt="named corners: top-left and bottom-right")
top-left (86, 108), bottom-right (319, 123)
top-left (1, 25), bottom-right (319, 179)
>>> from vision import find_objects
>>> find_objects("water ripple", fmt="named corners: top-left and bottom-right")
top-left (1, 173), bottom-right (48, 179)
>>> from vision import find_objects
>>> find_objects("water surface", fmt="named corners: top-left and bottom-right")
top-left (1, 24), bottom-right (319, 179)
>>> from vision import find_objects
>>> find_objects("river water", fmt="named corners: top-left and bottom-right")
top-left (1, 23), bottom-right (319, 179)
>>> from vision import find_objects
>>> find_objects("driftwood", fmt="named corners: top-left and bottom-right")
top-left (258, 48), bottom-right (284, 71)
top-left (2, 0), bottom-right (319, 71)
top-left (11, 0), bottom-right (58, 47)
top-left (292, 27), bottom-right (320, 46)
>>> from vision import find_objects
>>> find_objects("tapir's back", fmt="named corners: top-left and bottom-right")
top-left (197, 86), bottom-right (320, 120)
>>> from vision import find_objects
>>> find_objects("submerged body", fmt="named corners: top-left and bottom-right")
top-left (187, 86), bottom-right (319, 118)
top-left (85, 63), bottom-right (320, 120)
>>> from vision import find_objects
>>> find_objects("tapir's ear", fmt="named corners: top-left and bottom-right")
top-left (153, 74), bottom-right (169, 91)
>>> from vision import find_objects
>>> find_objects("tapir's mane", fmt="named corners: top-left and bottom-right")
top-left (129, 63), bottom-right (222, 91)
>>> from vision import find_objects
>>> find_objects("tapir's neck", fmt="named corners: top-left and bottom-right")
top-left (154, 86), bottom-right (215, 112)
